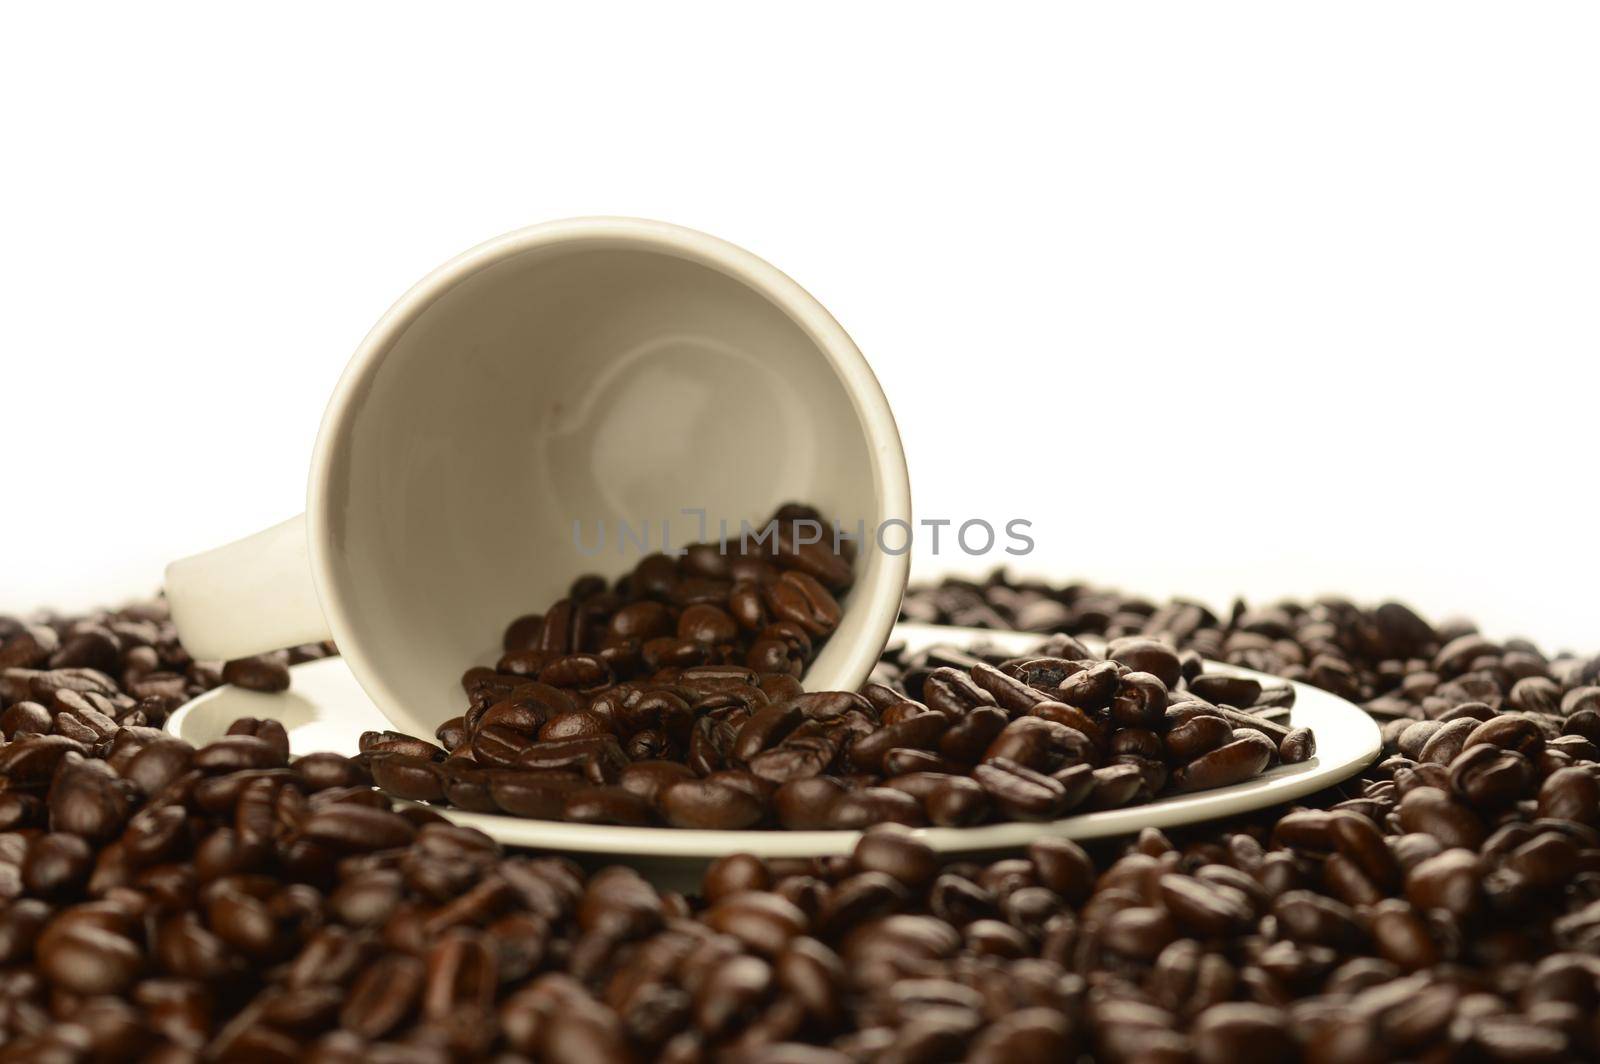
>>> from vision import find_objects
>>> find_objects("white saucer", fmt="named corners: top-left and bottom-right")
top-left (166, 624), bottom-right (1381, 870)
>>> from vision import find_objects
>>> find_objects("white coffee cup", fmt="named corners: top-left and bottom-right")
top-left (166, 217), bottom-right (912, 741)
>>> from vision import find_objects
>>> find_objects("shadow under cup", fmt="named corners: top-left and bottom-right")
top-left (313, 227), bottom-right (909, 740)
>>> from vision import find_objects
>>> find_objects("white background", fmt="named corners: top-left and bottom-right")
top-left (3, 3), bottom-right (1596, 653)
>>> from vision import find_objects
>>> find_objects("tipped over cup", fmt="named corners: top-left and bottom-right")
top-left (165, 217), bottom-right (912, 741)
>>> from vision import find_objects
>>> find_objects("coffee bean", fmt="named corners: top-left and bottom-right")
top-left (852, 826), bottom-right (938, 889)
top-left (1191, 1003), bottom-right (1296, 1064)
top-left (301, 805), bottom-right (417, 852)
top-left (222, 656), bottom-right (291, 693)
top-left (973, 759), bottom-right (1069, 821)
top-left (660, 779), bottom-right (765, 830)
top-left (563, 785), bottom-right (655, 826)
top-left (37, 921), bottom-right (142, 994)
top-left (1171, 731), bottom-right (1275, 792)
top-left (765, 572), bottom-right (841, 638)
top-left (1538, 766), bottom-right (1600, 824)
top-left (826, 787), bottom-right (927, 829)
top-left (23, 832), bottom-right (93, 895)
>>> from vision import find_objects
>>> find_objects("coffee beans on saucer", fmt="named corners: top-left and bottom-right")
top-left (360, 513), bottom-right (1305, 829)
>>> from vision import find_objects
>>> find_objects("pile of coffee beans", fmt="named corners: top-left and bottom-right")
top-left (371, 630), bottom-right (1310, 829)
top-left (0, 601), bottom-right (332, 741)
top-left (4, 573), bottom-right (1600, 1061)
top-left (364, 541), bottom-right (1308, 828)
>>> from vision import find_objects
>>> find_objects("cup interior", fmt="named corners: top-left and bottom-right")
top-left (311, 221), bottom-right (909, 739)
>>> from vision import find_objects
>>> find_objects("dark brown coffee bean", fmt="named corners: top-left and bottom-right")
top-left (1102, 905), bottom-right (1178, 959)
top-left (660, 779), bottom-right (765, 830)
top-left (731, 699), bottom-right (805, 763)
top-left (968, 662), bottom-right (1051, 713)
top-left (705, 891), bottom-right (808, 956)
top-left (340, 953), bottom-right (423, 1038)
top-left (1165, 710), bottom-right (1234, 764)
top-left (1171, 731), bottom-right (1275, 792)
top-left (1107, 638), bottom-right (1183, 689)
top-left (0, 735), bottom-right (88, 787)
top-left (37, 921), bottom-right (142, 994)
top-left (1279, 727), bottom-right (1316, 764)
top-left (1464, 714), bottom-right (1546, 758)
top-left (538, 711), bottom-right (612, 743)
top-left (1187, 673), bottom-right (1262, 707)
top-left (1450, 744), bottom-right (1534, 808)
top-left (1405, 847), bottom-right (1481, 917)
top-left (23, 832), bottom-right (93, 895)
top-left (770, 776), bottom-right (845, 829)
top-left (1397, 786), bottom-right (1485, 849)
top-left (489, 770), bottom-right (585, 819)
top-left (362, 748), bottom-right (442, 802)
top-left (1538, 767), bottom-right (1600, 825)
top-left (763, 572), bottom-right (841, 638)
top-left (849, 713), bottom-right (948, 774)
top-left (563, 786), bottom-right (655, 826)
top-left (1191, 1002), bottom-right (1296, 1064)
top-left (1158, 873), bottom-right (1253, 936)
top-left (1054, 661), bottom-right (1120, 710)
top-left (192, 735), bottom-right (287, 773)
top-left (925, 776), bottom-right (990, 826)
top-left (0, 700), bottom-right (53, 738)
top-left (1109, 671), bottom-right (1168, 729)
top-left (676, 604), bottom-right (737, 646)
top-left (0, 624), bottom-right (59, 669)
top-left (537, 654), bottom-right (612, 692)
top-left (222, 656), bottom-right (291, 693)
top-left (973, 759), bottom-right (1068, 821)
top-left (826, 787), bottom-right (927, 829)
top-left (920, 667), bottom-right (999, 718)
top-left (301, 804), bottom-right (417, 852)
top-left (852, 826), bottom-right (938, 889)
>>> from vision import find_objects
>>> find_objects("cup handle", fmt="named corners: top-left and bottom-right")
top-left (164, 514), bottom-right (332, 661)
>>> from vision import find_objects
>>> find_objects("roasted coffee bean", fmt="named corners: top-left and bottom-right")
top-left (922, 668), bottom-right (999, 717)
top-left (489, 771), bottom-right (585, 819)
top-left (1278, 727), bottom-right (1316, 764)
top-left (925, 776), bottom-right (990, 826)
top-left (852, 826), bottom-right (939, 889)
top-left (1450, 744), bottom-right (1534, 808)
top-left (1054, 660), bottom-right (1121, 710)
top-left (1398, 786), bottom-right (1486, 849)
top-left (222, 656), bottom-right (291, 693)
top-left (369, 754), bottom-right (445, 802)
top-left (826, 787), bottom-right (927, 828)
top-left (973, 759), bottom-right (1068, 821)
top-left (1109, 671), bottom-right (1168, 729)
top-left (0, 735), bottom-right (88, 787)
top-left (1171, 731), bottom-right (1275, 792)
top-left (301, 804), bottom-right (418, 852)
top-left (1107, 638), bottom-right (1183, 689)
top-left (1538, 766), bottom-right (1600, 824)
top-left (765, 572), bottom-right (842, 638)
top-left (660, 779), bottom-right (766, 829)
top-left (968, 662), bottom-right (1050, 713)
top-left (0, 700), bottom-right (53, 738)
top-left (37, 921), bottom-right (143, 995)
top-left (563, 785), bottom-right (655, 826)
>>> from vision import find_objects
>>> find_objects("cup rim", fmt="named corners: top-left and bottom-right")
top-left (305, 216), bottom-right (913, 731)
